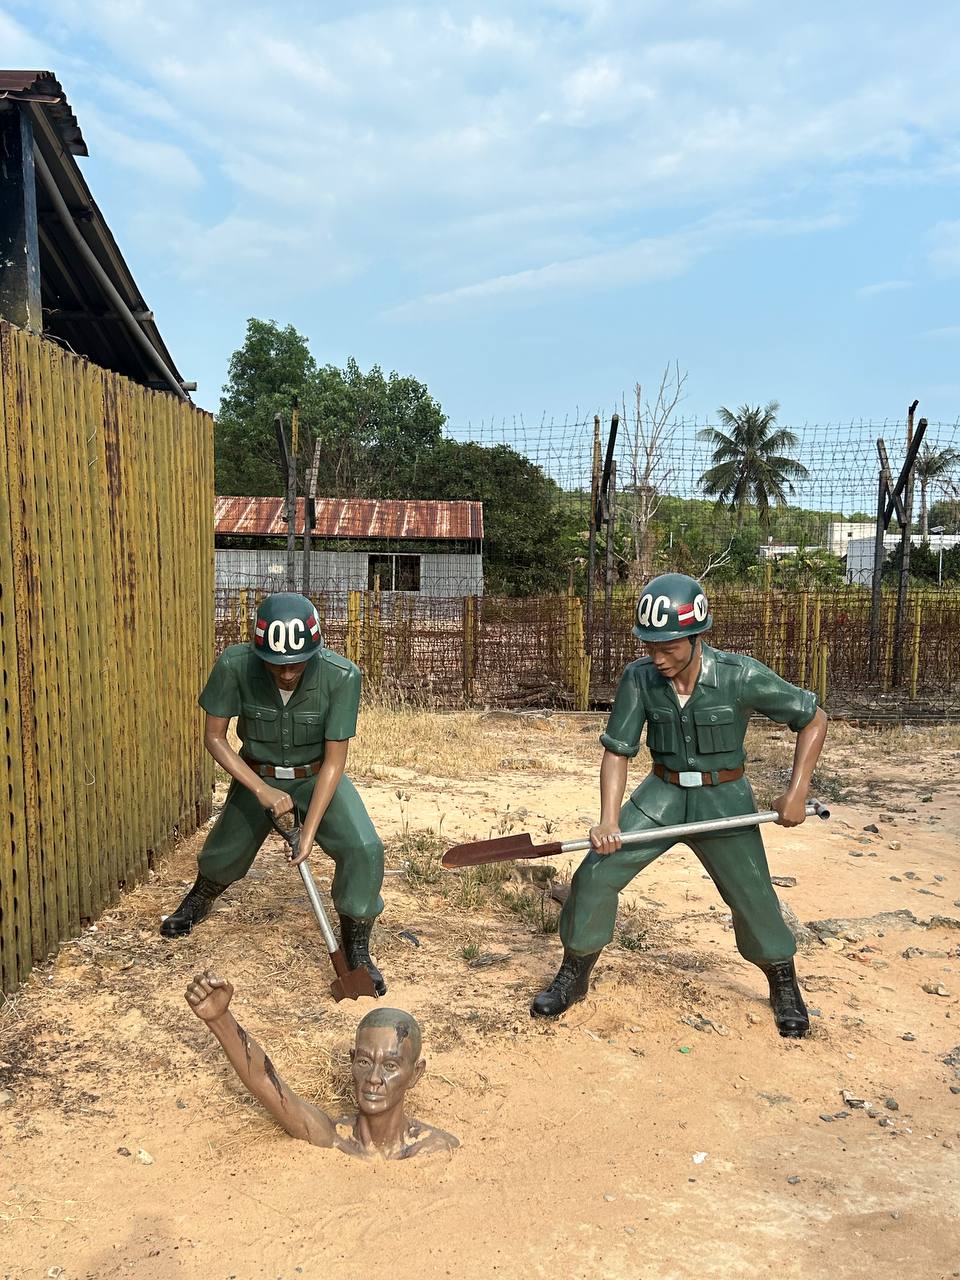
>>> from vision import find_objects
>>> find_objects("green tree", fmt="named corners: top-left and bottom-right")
top-left (698, 402), bottom-right (809, 529)
top-left (768, 547), bottom-right (845, 590)
top-left (415, 441), bottom-right (578, 595)
top-left (216, 318), bottom-right (317, 494)
top-left (215, 320), bottom-right (446, 497)
top-left (915, 443), bottom-right (960, 538)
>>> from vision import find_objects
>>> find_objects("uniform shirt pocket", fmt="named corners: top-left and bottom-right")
top-left (240, 703), bottom-right (281, 742)
top-left (645, 707), bottom-right (678, 755)
top-left (693, 705), bottom-right (737, 754)
top-left (292, 711), bottom-right (326, 746)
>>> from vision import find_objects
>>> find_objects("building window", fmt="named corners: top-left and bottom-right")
top-left (367, 553), bottom-right (421, 591)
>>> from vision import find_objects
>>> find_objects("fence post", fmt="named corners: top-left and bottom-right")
top-left (238, 587), bottom-right (249, 642)
top-left (798, 590), bottom-right (809, 686)
top-left (346, 590), bottom-right (362, 666)
top-left (462, 595), bottom-right (477, 703)
top-left (818, 641), bottom-right (829, 708)
top-left (910, 597), bottom-right (921, 700)
top-left (762, 561), bottom-right (773, 663)
top-left (363, 580), bottom-right (383, 685)
top-left (882, 595), bottom-right (895, 691)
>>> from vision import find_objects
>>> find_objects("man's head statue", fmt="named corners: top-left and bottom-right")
top-left (350, 1009), bottom-right (425, 1116)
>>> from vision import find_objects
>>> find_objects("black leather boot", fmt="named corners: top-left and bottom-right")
top-left (339, 915), bottom-right (387, 996)
top-left (160, 874), bottom-right (227, 938)
top-left (762, 960), bottom-right (810, 1038)
top-left (530, 949), bottom-right (600, 1018)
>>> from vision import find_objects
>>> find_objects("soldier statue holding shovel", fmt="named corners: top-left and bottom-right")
top-left (532, 573), bottom-right (828, 1035)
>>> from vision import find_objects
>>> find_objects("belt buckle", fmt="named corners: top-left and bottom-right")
top-left (677, 771), bottom-right (703, 788)
top-left (273, 766), bottom-right (296, 780)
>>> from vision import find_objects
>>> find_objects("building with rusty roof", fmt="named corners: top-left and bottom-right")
top-left (0, 71), bottom-right (190, 398)
top-left (215, 496), bottom-right (484, 598)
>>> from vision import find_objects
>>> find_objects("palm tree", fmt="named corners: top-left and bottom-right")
top-left (915, 443), bottom-right (960, 538)
top-left (698, 402), bottom-right (809, 529)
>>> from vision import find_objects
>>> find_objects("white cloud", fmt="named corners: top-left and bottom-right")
top-left (857, 280), bottom-right (911, 297)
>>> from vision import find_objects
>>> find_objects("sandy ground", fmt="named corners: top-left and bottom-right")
top-left (2, 715), bottom-right (960, 1280)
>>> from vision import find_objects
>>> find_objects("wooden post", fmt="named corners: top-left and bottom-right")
top-left (238, 587), bottom-right (249, 641)
top-left (585, 415), bottom-right (601, 655)
top-left (302, 438), bottom-right (321, 596)
top-left (868, 465), bottom-right (887, 680)
top-left (882, 594), bottom-right (895, 691)
top-left (762, 560), bottom-right (773, 664)
top-left (910, 598), bottom-right (922, 700)
top-left (602, 459), bottom-right (616, 685)
top-left (0, 108), bottom-right (42, 331)
top-left (893, 402), bottom-right (920, 686)
top-left (462, 595), bottom-right (477, 703)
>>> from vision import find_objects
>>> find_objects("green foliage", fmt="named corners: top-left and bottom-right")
top-left (415, 441), bottom-right (580, 594)
top-left (763, 547), bottom-right (846, 589)
top-left (215, 319), bottom-right (446, 498)
top-left (216, 319), bottom-right (578, 595)
top-left (881, 539), bottom-right (960, 584)
top-left (698, 402), bottom-right (809, 528)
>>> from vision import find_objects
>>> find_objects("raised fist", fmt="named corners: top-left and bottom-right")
top-left (185, 970), bottom-right (234, 1022)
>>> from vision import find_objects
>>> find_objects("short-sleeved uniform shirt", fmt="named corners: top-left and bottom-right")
top-left (199, 644), bottom-right (361, 767)
top-left (601, 643), bottom-right (818, 825)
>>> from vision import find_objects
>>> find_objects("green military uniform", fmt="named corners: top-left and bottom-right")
top-left (196, 643), bottom-right (384, 922)
top-left (560, 643), bottom-right (817, 963)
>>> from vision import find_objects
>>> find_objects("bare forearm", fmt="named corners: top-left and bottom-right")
top-left (205, 731), bottom-right (266, 799)
top-left (788, 708), bottom-right (828, 798)
top-left (205, 1012), bottom-right (334, 1144)
top-left (598, 750), bottom-right (629, 825)
top-left (300, 763), bottom-right (344, 842)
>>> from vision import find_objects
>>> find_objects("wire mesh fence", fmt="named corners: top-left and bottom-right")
top-left (215, 584), bottom-right (960, 720)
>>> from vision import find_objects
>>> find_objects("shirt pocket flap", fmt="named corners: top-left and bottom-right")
top-left (648, 708), bottom-right (670, 723)
top-left (693, 706), bottom-right (735, 726)
top-left (242, 703), bottom-right (279, 724)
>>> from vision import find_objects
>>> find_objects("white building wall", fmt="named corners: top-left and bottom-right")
top-left (826, 522), bottom-right (876, 556)
top-left (215, 549), bottom-right (483, 597)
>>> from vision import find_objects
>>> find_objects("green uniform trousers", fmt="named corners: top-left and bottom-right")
top-left (560, 795), bottom-right (796, 966)
top-left (197, 774), bottom-right (384, 922)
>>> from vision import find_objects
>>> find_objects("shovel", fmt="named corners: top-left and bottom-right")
top-left (442, 800), bottom-right (831, 869)
top-left (269, 809), bottom-right (378, 1001)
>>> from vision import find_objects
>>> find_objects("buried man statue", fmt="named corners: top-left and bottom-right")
top-left (532, 573), bottom-right (828, 1037)
top-left (162, 592), bottom-right (387, 996)
top-left (185, 971), bottom-right (458, 1159)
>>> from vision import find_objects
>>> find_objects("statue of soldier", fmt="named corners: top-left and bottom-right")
top-left (532, 573), bottom-right (828, 1037)
top-left (186, 970), bottom-right (459, 1159)
top-left (161, 592), bottom-right (387, 995)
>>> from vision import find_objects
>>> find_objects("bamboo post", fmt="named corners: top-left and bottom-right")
top-left (573, 596), bottom-right (591, 711)
top-left (910, 598), bottom-right (921, 700)
top-left (346, 590), bottom-right (362, 666)
top-left (882, 594), bottom-right (895, 691)
top-left (811, 593), bottom-right (822, 684)
top-left (462, 595), bottom-right (477, 703)
top-left (818, 641), bottom-right (829, 708)
top-left (602, 459), bottom-right (616, 685)
top-left (762, 560), bottom-right (773, 664)
top-left (798, 590), bottom-right (809, 686)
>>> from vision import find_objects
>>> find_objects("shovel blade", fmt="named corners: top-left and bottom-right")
top-left (330, 966), bottom-right (379, 1002)
top-left (442, 831), bottom-right (538, 868)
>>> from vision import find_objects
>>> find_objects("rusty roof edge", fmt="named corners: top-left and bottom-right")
top-left (0, 71), bottom-right (87, 155)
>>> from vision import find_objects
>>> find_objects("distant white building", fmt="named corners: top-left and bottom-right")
top-left (825, 521), bottom-right (876, 556)
top-left (845, 532), bottom-right (960, 585)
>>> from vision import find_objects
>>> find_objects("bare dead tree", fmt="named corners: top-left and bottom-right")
top-left (623, 362), bottom-right (686, 582)
top-left (699, 537), bottom-right (735, 580)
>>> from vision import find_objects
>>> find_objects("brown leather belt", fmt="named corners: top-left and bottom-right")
top-left (243, 758), bottom-right (323, 780)
top-left (653, 762), bottom-right (745, 787)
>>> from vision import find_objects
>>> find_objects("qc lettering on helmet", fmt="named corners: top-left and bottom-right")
top-left (267, 619), bottom-right (306, 653)
top-left (637, 593), bottom-right (671, 629)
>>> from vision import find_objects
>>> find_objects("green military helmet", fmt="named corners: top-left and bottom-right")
top-left (252, 592), bottom-right (324, 665)
top-left (632, 572), bottom-right (712, 642)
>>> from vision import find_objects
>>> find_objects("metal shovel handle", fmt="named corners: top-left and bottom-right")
top-left (557, 799), bottom-right (831, 855)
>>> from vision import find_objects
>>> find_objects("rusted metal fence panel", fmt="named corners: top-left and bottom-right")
top-left (0, 323), bottom-right (214, 994)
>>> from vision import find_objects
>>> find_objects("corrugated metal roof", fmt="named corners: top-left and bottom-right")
top-left (215, 497), bottom-right (484, 541)
top-left (0, 71), bottom-right (86, 154)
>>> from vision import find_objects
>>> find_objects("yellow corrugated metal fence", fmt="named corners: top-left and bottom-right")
top-left (0, 322), bottom-right (215, 994)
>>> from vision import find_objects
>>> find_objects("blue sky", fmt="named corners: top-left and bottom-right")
top-left (4, 1), bottom-right (960, 429)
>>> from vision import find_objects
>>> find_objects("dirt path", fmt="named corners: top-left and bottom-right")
top-left (2, 718), bottom-right (959, 1280)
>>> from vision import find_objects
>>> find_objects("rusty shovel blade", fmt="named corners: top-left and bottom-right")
top-left (442, 832), bottom-right (563, 868)
top-left (329, 950), bottom-right (379, 1002)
